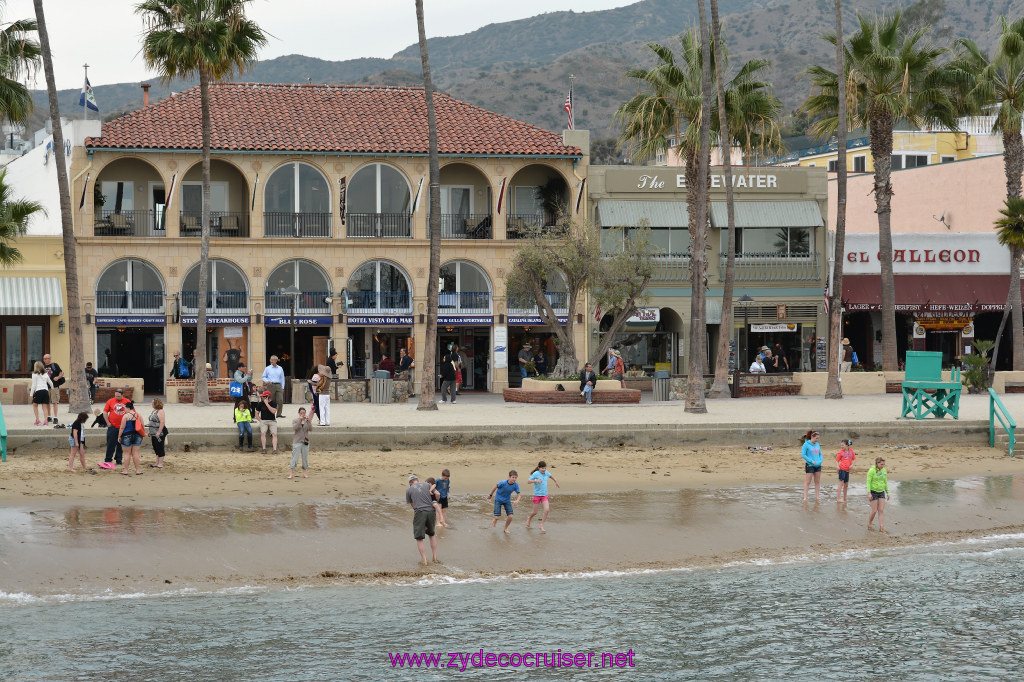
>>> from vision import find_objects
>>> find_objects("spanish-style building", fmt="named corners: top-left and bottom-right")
top-left (68, 82), bottom-right (587, 395)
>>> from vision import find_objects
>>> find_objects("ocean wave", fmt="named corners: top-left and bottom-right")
top-left (0, 584), bottom-right (267, 607)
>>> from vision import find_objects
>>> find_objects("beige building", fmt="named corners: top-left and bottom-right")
top-left (70, 82), bottom-right (588, 395)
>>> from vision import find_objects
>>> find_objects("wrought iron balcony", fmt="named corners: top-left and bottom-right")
top-left (345, 213), bottom-right (412, 238)
top-left (346, 290), bottom-right (412, 313)
top-left (263, 291), bottom-right (331, 314)
top-left (650, 255), bottom-right (692, 282)
top-left (718, 253), bottom-right (820, 282)
top-left (95, 290), bottom-right (165, 313)
top-left (181, 290), bottom-right (248, 313)
top-left (94, 210), bottom-right (161, 237)
top-left (180, 211), bottom-right (250, 237)
top-left (441, 214), bottom-right (492, 239)
top-left (507, 291), bottom-right (570, 316)
top-left (263, 212), bottom-right (332, 238)
top-left (438, 291), bottom-right (491, 314)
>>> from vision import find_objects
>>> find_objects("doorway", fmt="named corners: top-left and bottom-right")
top-left (97, 327), bottom-right (165, 393)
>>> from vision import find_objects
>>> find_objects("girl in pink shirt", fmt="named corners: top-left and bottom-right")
top-left (835, 439), bottom-right (856, 503)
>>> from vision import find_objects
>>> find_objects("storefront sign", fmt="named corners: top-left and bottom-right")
top-left (438, 315), bottom-right (493, 325)
top-left (181, 316), bottom-right (250, 325)
top-left (494, 325), bottom-right (507, 369)
top-left (626, 307), bottom-right (660, 324)
top-left (346, 315), bottom-right (413, 326)
top-left (264, 316), bottom-right (333, 326)
top-left (604, 168), bottom-right (806, 194)
top-left (95, 315), bottom-right (165, 326)
top-left (507, 315), bottom-right (567, 325)
top-left (847, 302), bottom-right (985, 313)
top-left (843, 233), bottom-right (1008, 274)
top-left (750, 323), bottom-right (798, 332)
top-left (915, 316), bottom-right (972, 331)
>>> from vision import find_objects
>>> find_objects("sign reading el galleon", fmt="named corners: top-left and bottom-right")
top-left (843, 233), bottom-right (1010, 274)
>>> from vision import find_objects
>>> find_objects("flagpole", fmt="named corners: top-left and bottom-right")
top-left (569, 74), bottom-right (574, 130)
top-left (82, 63), bottom-right (89, 122)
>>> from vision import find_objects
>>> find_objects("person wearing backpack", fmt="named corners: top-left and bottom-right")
top-left (169, 350), bottom-right (192, 379)
top-left (117, 401), bottom-right (146, 475)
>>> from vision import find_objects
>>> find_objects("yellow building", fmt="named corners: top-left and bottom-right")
top-left (67, 82), bottom-right (588, 395)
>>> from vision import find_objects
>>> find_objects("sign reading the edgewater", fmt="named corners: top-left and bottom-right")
top-left (604, 168), bottom-right (806, 194)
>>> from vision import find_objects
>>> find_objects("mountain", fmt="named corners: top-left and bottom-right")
top-left (25, 0), bottom-right (1024, 145)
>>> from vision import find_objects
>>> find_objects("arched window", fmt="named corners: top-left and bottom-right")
top-left (265, 260), bottom-right (332, 314)
top-left (263, 162), bottom-right (331, 237)
top-left (347, 261), bottom-right (412, 312)
top-left (96, 259), bottom-right (165, 312)
top-left (346, 163), bottom-right (412, 238)
top-left (439, 260), bottom-right (492, 313)
top-left (181, 260), bottom-right (248, 312)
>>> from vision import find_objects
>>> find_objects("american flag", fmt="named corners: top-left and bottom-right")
top-left (823, 277), bottom-right (830, 315)
top-left (563, 87), bottom-right (573, 130)
top-left (594, 304), bottom-right (602, 321)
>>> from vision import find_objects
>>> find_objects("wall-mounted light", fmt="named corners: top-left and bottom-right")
top-left (592, 327), bottom-right (599, 338)
top-left (523, 325), bottom-right (533, 333)
top-left (58, 320), bottom-right (65, 334)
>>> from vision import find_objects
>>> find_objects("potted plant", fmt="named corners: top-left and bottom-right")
top-left (960, 340), bottom-right (995, 394)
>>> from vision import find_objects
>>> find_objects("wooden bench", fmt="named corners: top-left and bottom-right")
top-left (900, 351), bottom-right (961, 419)
top-left (502, 388), bottom-right (641, 404)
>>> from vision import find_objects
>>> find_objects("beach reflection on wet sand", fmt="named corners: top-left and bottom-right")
top-left (4, 476), bottom-right (1024, 596)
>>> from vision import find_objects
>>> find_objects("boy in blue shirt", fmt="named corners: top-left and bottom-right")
top-left (434, 468), bottom-right (451, 527)
top-left (488, 470), bottom-right (521, 534)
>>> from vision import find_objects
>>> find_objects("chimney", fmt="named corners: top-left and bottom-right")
top-left (141, 83), bottom-right (151, 108)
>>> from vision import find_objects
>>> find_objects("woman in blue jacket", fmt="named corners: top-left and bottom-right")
top-left (800, 429), bottom-right (823, 504)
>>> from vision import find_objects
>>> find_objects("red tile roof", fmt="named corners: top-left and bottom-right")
top-left (85, 82), bottom-right (580, 157)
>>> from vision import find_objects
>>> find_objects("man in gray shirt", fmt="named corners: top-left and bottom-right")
top-left (405, 474), bottom-right (438, 565)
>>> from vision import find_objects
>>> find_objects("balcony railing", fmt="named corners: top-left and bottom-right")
top-left (264, 290), bottom-right (331, 314)
top-left (263, 212), bottom-right (332, 238)
top-left (507, 291), bottom-right (570, 316)
top-left (441, 214), bottom-right (492, 239)
top-left (345, 213), bottom-right (412, 238)
top-left (438, 290), bottom-right (491, 314)
top-left (718, 253), bottom-right (820, 282)
top-left (94, 210), bottom-right (162, 237)
top-left (95, 290), bottom-right (165, 313)
top-left (181, 290), bottom-right (248, 313)
top-left (180, 211), bottom-right (250, 238)
top-left (347, 290), bottom-right (412, 313)
top-left (650, 255), bottom-right (692, 282)
top-left (506, 213), bottom-right (544, 239)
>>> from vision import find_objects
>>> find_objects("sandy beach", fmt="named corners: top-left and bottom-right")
top-left (3, 440), bottom-right (1024, 596)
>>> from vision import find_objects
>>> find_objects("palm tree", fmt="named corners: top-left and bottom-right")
top-left (616, 27), bottom-right (782, 403)
top-left (826, 0), bottom-right (848, 399)
top-left (415, 0), bottom-right (440, 410)
top-left (803, 12), bottom-right (960, 371)
top-left (993, 197), bottom-right (1024, 371)
top-left (0, 168), bottom-right (43, 266)
top-left (0, 9), bottom-right (39, 127)
top-left (136, 0), bottom-right (267, 406)
top-left (954, 17), bottom-right (1024, 370)
top-left (33, 0), bottom-right (90, 413)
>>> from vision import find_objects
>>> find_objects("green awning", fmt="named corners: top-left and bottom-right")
top-left (710, 201), bottom-right (823, 228)
top-left (0, 277), bottom-right (63, 315)
top-left (597, 200), bottom-right (689, 228)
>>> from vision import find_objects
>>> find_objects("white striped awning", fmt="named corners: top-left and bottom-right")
top-left (0, 277), bottom-right (63, 315)
top-left (710, 201), bottom-right (823, 228)
top-left (597, 200), bottom-right (689, 228)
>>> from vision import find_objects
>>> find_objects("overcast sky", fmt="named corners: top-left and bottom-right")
top-left (6, 0), bottom-right (633, 90)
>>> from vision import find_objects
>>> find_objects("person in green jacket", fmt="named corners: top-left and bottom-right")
top-left (866, 457), bottom-right (890, 533)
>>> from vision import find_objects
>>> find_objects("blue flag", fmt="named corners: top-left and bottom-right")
top-left (79, 77), bottom-right (98, 112)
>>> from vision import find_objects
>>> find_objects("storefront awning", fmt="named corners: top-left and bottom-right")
top-left (0, 277), bottom-right (63, 315)
top-left (710, 201), bottom-right (823, 228)
top-left (597, 200), bottom-right (688, 228)
top-left (843, 274), bottom-right (1016, 313)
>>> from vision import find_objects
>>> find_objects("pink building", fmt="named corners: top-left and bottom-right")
top-left (826, 155), bottom-right (1022, 368)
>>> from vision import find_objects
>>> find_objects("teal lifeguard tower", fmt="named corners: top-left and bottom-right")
top-left (900, 350), bottom-right (961, 419)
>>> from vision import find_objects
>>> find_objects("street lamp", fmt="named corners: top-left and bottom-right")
top-left (280, 284), bottom-right (301, 397)
top-left (737, 294), bottom-right (755, 367)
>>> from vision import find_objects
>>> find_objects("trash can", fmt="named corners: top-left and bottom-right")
top-left (652, 370), bottom-right (671, 401)
top-left (370, 377), bottom-right (394, 404)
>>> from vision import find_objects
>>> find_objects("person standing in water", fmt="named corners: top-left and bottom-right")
top-left (526, 460), bottom-right (560, 533)
top-left (835, 439), bottom-right (856, 503)
top-left (801, 429), bottom-right (823, 504)
top-left (867, 457), bottom-right (890, 533)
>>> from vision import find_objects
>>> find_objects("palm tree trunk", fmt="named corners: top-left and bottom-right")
top-left (33, 0), bottom-right (89, 414)
top-left (194, 69), bottom-right (212, 405)
top-left (869, 111), bottom-right (898, 370)
top-left (686, 0), bottom-right (712, 414)
top-left (707, 0), bottom-right (737, 400)
top-left (1003, 129), bottom-right (1024, 370)
top-left (416, 0), bottom-right (440, 409)
top-left (826, 0), bottom-right (847, 398)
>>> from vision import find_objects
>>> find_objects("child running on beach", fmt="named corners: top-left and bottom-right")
top-left (488, 470), bottom-right (521, 534)
top-left (68, 412), bottom-right (89, 472)
top-left (434, 469), bottom-right (451, 527)
top-left (866, 457), bottom-right (890, 533)
top-left (526, 460), bottom-right (560, 533)
top-left (835, 439), bottom-right (856, 503)
top-left (800, 429), bottom-right (823, 504)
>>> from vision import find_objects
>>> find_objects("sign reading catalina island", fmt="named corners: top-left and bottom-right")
top-left (604, 168), bottom-right (807, 194)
